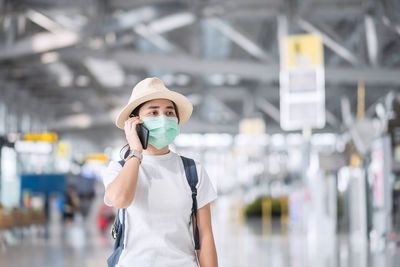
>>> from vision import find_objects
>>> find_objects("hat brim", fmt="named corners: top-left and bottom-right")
top-left (115, 90), bottom-right (193, 129)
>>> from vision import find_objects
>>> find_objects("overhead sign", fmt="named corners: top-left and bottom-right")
top-left (85, 153), bottom-right (108, 162)
top-left (286, 34), bottom-right (323, 68)
top-left (56, 141), bottom-right (70, 157)
top-left (23, 132), bottom-right (58, 142)
top-left (239, 118), bottom-right (266, 135)
top-left (280, 34), bottom-right (325, 131)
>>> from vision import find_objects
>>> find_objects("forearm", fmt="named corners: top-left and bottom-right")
top-left (105, 157), bottom-right (140, 208)
top-left (197, 232), bottom-right (218, 267)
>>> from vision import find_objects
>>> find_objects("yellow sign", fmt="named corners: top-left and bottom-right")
top-left (56, 141), bottom-right (70, 156)
top-left (23, 132), bottom-right (58, 142)
top-left (285, 34), bottom-right (323, 68)
top-left (85, 153), bottom-right (108, 162)
top-left (239, 118), bottom-right (266, 135)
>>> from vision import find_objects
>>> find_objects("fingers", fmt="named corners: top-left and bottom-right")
top-left (124, 116), bottom-right (143, 125)
top-left (124, 116), bottom-right (143, 131)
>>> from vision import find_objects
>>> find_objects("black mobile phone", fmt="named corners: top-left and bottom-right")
top-left (136, 123), bottom-right (149, 150)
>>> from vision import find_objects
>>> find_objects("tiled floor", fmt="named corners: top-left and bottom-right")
top-left (1, 194), bottom-right (399, 267)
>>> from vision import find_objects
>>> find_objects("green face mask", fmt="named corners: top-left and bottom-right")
top-left (142, 115), bottom-right (180, 149)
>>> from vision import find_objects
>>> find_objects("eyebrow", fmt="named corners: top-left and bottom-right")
top-left (147, 105), bottom-right (175, 110)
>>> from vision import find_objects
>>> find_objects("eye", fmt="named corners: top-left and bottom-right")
top-left (167, 111), bottom-right (175, 116)
top-left (149, 111), bottom-right (158, 115)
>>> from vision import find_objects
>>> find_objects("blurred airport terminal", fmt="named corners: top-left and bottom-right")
top-left (1, 0), bottom-right (400, 266)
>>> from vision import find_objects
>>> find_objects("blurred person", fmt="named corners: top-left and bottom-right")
top-left (103, 78), bottom-right (218, 267)
top-left (62, 184), bottom-right (81, 224)
top-left (79, 191), bottom-right (95, 219)
top-left (77, 176), bottom-right (95, 219)
top-left (97, 203), bottom-right (115, 234)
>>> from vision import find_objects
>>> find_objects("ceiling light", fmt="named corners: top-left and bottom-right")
top-left (41, 52), bottom-right (59, 64)
top-left (88, 38), bottom-right (104, 49)
top-left (47, 62), bottom-right (73, 87)
top-left (84, 57), bottom-right (125, 88)
top-left (175, 74), bottom-right (190, 86)
top-left (187, 94), bottom-right (202, 106)
top-left (149, 12), bottom-right (195, 34)
top-left (76, 75), bottom-right (90, 87)
top-left (161, 74), bottom-right (175, 86)
top-left (105, 32), bottom-right (116, 44)
top-left (61, 113), bottom-right (92, 129)
top-left (226, 74), bottom-right (240, 85)
top-left (208, 74), bottom-right (225, 86)
top-left (71, 101), bottom-right (84, 113)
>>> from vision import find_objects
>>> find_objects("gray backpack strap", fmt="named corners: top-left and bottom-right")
top-left (107, 208), bottom-right (126, 267)
top-left (117, 158), bottom-right (126, 250)
top-left (180, 156), bottom-right (200, 250)
top-left (118, 159), bottom-right (125, 167)
top-left (106, 160), bottom-right (127, 267)
top-left (117, 159), bottom-right (127, 248)
top-left (116, 209), bottom-right (126, 246)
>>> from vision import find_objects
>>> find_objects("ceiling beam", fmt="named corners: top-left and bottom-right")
top-left (364, 15), bottom-right (379, 66)
top-left (255, 97), bottom-right (280, 123)
top-left (147, 12), bottom-right (196, 34)
top-left (97, 50), bottom-right (400, 85)
top-left (4, 41), bottom-right (400, 85)
top-left (26, 9), bottom-right (64, 32)
top-left (109, 0), bottom-right (175, 10)
top-left (297, 17), bottom-right (360, 66)
top-left (206, 18), bottom-right (273, 62)
top-left (207, 1), bottom-right (364, 19)
top-left (134, 23), bottom-right (183, 53)
top-left (133, 12), bottom-right (196, 53)
top-left (0, 30), bottom-right (80, 60)
top-left (0, 7), bottom-right (161, 60)
top-left (277, 15), bottom-right (288, 67)
top-left (325, 110), bottom-right (341, 128)
top-left (112, 50), bottom-right (278, 81)
top-left (102, 6), bottom-right (158, 33)
top-left (328, 21), bottom-right (364, 66)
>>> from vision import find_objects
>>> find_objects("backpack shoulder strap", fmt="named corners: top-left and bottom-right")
top-left (180, 156), bottom-right (200, 250)
top-left (118, 159), bottom-right (125, 167)
top-left (118, 208), bottom-right (126, 247)
top-left (115, 160), bottom-right (126, 247)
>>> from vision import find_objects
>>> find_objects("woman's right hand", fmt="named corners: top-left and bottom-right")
top-left (124, 116), bottom-right (144, 153)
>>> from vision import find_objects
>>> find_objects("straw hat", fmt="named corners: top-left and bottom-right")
top-left (115, 77), bottom-right (193, 129)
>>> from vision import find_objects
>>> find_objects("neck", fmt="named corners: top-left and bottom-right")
top-left (142, 144), bottom-right (170, 155)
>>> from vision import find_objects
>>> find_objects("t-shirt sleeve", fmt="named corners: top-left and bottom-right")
top-left (195, 162), bottom-right (217, 209)
top-left (102, 160), bottom-right (123, 206)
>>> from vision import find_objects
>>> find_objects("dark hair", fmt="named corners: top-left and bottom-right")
top-left (119, 100), bottom-right (179, 159)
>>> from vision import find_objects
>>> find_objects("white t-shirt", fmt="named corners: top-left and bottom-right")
top-left (102, 151), bottom-right (217, 267)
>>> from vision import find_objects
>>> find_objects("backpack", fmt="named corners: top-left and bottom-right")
top-left (107, 156), bottom-right (200, 267)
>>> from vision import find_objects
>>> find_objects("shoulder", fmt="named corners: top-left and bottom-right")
top-left (176, 154), bottom-right (206, 177)
top-left (175, 153), bottom-right (203, 168)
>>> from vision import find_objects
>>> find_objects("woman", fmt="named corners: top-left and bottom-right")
top-left (102, 77), bottom-right (218, 267)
